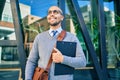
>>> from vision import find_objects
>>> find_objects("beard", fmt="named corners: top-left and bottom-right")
top-left (49, 21), bottom-right (61, 26)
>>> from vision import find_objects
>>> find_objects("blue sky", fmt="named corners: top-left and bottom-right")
top-left (19, 0), bottom-right (114, 18)
top-left (19, 0), bottom-right (57, 17)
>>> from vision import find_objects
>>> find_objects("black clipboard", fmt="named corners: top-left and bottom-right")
top-left (54, 41), bottom-right (77, 75)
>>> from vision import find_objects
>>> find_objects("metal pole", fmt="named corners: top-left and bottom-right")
top-left (10, 0), bottom-right (27, 80)
top-left (58, 0), bottom-right (66, 30)
top-left (97, 0), bottom-right (108, 79)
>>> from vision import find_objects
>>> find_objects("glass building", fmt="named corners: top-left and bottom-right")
top-left (0, 0), bottom-right (120, 80)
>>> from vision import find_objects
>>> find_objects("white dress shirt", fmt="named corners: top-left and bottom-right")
top-left (49, 27), bottom-right (62, 37)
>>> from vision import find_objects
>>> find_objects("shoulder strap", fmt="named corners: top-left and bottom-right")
top-left (46, 30), bottom-right (66, 71)
top-left (57, 30), bottom-right (66, 41)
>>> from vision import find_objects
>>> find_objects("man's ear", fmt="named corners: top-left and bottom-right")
top-left (61, 15), bottom-right (64, 21)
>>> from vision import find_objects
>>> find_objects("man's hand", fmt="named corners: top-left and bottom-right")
top-left (52, 48), bottom-right (63, 63)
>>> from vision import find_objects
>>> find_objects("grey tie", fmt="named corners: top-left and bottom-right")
top-left (52, 30), bottom-right (57, 37)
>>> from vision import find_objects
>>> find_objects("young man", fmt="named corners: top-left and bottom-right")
top-left (25, 6), bottom-right (86, 80)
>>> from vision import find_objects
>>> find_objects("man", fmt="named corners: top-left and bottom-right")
top-left (25, 6), bottom-right (86, 80)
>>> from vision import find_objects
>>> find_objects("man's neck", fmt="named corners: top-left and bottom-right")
top-left (50, 24), bottom-right (61, 30)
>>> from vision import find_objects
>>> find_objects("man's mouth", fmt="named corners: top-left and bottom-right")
top-left (50, 17), bottom-right (57, 21)
top-left (51, 18), bottom-right (55, 21)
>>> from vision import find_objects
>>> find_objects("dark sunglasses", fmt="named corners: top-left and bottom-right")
top-left (48, 10), bottom-right (62, 15)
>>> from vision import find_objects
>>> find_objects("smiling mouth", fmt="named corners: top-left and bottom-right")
top-left (50, 17), bottom-right (57, 20)
top-left (51, 18), bottom-right (55, 21)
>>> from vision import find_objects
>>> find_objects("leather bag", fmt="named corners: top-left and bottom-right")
top-left (32, 67), bottom-right (48, 80)
top-left (32, 30), bottom-right (66, 80)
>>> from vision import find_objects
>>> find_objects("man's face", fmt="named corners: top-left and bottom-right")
top-left (47, 6), bottom-right (64, 26)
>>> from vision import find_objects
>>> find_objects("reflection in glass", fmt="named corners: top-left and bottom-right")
top-left (0, 0), bottom-right (16, 40)
top-left (0, 46), bottom-right (20, 68)
top-left (104, 1), bottom-right (119, 68)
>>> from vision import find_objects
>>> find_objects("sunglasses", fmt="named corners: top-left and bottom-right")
top-left (48, 10), bottom-right (62, 15)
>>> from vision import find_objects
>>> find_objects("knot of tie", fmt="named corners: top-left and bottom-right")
top-left (52, 30), bottom-right (57, 37)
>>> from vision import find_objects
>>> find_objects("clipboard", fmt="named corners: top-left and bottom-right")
top-left (54, 41), bottom-right (77, 75)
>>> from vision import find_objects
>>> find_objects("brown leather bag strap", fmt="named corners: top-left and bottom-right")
top-left (57, 30), bottom-right (66, 41)
top-left (46, 30), bottom-right (66, 71)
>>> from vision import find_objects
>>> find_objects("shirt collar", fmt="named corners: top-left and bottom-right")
top-left (49, 27), bottom-right (62, 36)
